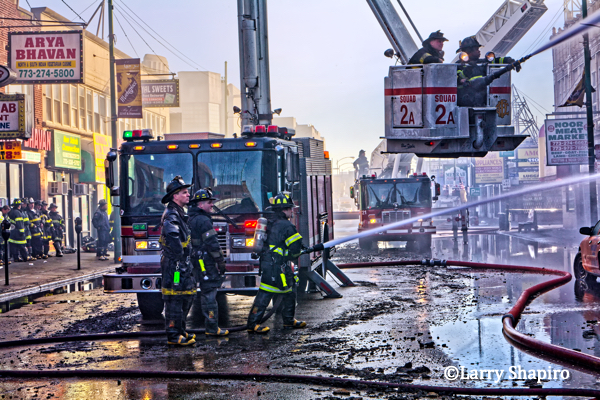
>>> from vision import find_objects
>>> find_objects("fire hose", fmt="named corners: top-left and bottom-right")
top-left (1, 260), bottom-right (600, 397)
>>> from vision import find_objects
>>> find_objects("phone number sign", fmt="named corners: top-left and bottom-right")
top-left (8, 31), bottom-right (83, 84)
top-left (0, 141), bottom-right (22, 160)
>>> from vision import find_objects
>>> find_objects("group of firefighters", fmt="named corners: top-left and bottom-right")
top-left (408, 31), bottom-right (523, 106)
top-left (0, 198), bottom-right (65, 264)
top-left (159, 176), bottom-right (307, 346)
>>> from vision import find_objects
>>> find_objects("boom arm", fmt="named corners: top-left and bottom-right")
top-left (365, 0), bottom-right (418, 64)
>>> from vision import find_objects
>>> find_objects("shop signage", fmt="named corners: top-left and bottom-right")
top-left (8, 31), bottom-right (83, 84)
top-left (469, 187), bottom-right (481, 196)
top-left (516, 148), bottom-right (539, 168)
top-left (142, 79), bottom-right (180, 107)
top-left (475, 152), bottom-right (504, 184)
top-left (116, 58), bottom-right (142, 118)
top-left (21, 150), bottom-right (41, 163)
top-left (49, 130), bottom-right (81, 170)
top-left (23, 128), bottom-right (52, 151)
top-left (0, 94), bottom-right (26, 139)
top-left (0, 141), bottom-right (21, 160)
top-left (544, 118), bottom-right (588, 165)
top-left (93, 133), bottom-right (112, 183)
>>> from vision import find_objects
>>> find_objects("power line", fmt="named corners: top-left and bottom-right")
top-left (113, 11), bottom-right (139, 58)
top-left (521, 5), bottom-right (565, 57)
top-left (113, 2), bottom-right (204, 71)
top-left (61, 0), bottom-right (87, 23)
top-left (117, 0), bottom-right (207, 71)
top-left (78, 0), bottom-right (101, 17)
top-left (113, 8), bottom-right (171, 73)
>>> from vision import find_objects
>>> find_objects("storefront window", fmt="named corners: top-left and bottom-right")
top-left (9, 164), bottom-right (20, 200)
top-left (87, 90), bottom-right (93, 131)
top-left (71, 86), bottom-right (78, 128)
top-left (79, 87), bottom-right (86, 130)
top-left (0, 164), bottom-right (7, 200)
top-left (99, 95), bottom-right (107, 134)
top-left (93, 92), bottom-right (100, 133)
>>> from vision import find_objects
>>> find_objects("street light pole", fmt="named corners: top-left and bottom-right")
top-left (583, 0), bottom-right (598, 223)
top-left (335, 156), bottom-right (354, 173)
top-left (108, 0), bottom-right (122, 263)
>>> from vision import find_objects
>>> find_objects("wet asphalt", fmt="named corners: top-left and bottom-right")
top-left (0, 220), bottom-right (599, 399)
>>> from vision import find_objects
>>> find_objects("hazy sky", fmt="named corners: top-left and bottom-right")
top-left (39, 0), bottom-right (568, 169)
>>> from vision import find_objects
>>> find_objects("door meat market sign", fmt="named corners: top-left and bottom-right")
top-left (8, 31), bottom-right (83, 84)
top-left (544, 118), bottom-right (588, 166)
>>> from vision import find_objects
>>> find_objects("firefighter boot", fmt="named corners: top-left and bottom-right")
top-left (284, 319), bottom-right (307, 329)
top-left (54, 241), bottom-right (63, 257)
top-left (166, 320), bottom-right (196, 346)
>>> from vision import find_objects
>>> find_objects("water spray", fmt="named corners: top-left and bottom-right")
top-left (304, 173), bottom-right (600, 253)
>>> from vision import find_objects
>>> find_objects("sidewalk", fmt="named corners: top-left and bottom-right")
top-left (0, 250), bottom-right (117, 303)
top-left (497, 224), bottom-right (583, 247)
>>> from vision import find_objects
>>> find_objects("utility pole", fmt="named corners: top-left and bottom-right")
top-left (583, 0), bottom-right (598, 223)
top-left (108, 0), bottom-right (122, 263)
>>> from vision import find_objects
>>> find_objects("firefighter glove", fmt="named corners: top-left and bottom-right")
top-left (218, 260), bottom-right (227, 275)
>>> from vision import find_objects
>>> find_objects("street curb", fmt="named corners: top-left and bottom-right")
top-left (0, 266), bottom-right (116, 303)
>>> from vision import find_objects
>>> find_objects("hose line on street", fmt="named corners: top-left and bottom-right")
top-left (0, 259), bottom-right (599, 398)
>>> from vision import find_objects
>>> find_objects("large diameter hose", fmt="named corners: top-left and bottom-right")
top-left (336, 258), bottom-right (600, 373)
top-left (0, 369), bottom-right (599, 397)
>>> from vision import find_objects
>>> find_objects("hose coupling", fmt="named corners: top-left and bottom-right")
top-left (421, 259), bottom-right (447, 267)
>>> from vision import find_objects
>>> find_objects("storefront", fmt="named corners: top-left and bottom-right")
top-left (0, 150), bottom-right (42, 206)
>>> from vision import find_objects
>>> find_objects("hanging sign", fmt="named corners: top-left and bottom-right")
top-left (142, 79), bottom-right (179, 107)
top-left (116, 58), bottom-right (142, 118)
top-left (545, 118), bottom-right (588, 165)
top-left (8, 31), bottom-right (83, 84)
top-left (0, 94), bottom-right (26, 139)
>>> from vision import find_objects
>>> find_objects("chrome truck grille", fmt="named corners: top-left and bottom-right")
top-left (215, 222), bottom-right (229, 256)
top-left (382, 210), bottom-right (411, 224)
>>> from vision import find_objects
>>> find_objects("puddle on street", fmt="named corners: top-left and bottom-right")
top-left (430, 233), bottom-right (600, 390)
top-left (0, 277), bottom-right (103, 313)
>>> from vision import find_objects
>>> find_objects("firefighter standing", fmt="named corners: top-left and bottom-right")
top-left (26, 198), bottom-right (43, 259)
top-left (456, 36), bottom-right (521, 107)
top-left (7, 199), bottom-right (28, 262)
top-left (247, 193), bottom-right (307, 333)
top-left (188, 188), bottom-right (229, 336)
top-left (408, 30), bottom-right (448, 65)
top-left (353, 150), bottom-right (369, 178)
top-left (159, 176), bottom-right (196, 346)
top-left (48, 203), bottom-right (64, 257)
top-left (21, 198), bottom-right (32, 261)
top-left (92, 199), bottom-right (110, 261)
top-left (40, 201), bottom-right (52, 259)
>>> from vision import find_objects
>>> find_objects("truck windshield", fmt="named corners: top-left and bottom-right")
top-left (125, 153), bottom-right (193, 215)
top-left (364, 181), bottom-right (431, 209)
top-left (197, 151), bottom-right (276, 213)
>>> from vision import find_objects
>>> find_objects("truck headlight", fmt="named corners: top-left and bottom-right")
top-left (233, 238), bottom-right (246, 248)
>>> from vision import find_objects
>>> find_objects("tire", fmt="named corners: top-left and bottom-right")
top-left (137, 292), bottom-right (164, 319)
top-left (573, 254), bottom-right (593, 283)
top-left (359, 237), bottom-right (376, 251)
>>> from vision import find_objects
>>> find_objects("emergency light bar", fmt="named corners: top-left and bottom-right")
top-left (123, 129), bottom-right (154, 142)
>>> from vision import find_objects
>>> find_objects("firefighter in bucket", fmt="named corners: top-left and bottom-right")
top-left (246, 193), bottom-right (307, 333)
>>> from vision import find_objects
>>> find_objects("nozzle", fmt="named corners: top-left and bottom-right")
top-left (302, 243), bottom-right (325, 254)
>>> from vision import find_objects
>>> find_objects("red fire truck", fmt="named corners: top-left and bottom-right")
top-left (351, 173), bottom-right (440, 253)
top-left (102, 128), bottom-right (348, 318)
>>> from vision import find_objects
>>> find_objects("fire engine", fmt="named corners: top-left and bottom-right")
top-left (102, 128), bottom-right (353, 317)
top-left (351, 173), bottom-right (440, 253)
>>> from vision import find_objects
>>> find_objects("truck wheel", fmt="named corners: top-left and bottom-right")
top-left (359, 237), bottom-right (376, 251)
top-left (136, 292), bottom-right (164, 319)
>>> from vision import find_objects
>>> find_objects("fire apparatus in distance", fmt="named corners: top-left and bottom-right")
top-left (351, 173), bottom-right (440, 253)
top-left (103, 128), bottom-right (345, 318)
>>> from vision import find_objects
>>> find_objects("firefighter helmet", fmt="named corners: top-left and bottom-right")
top-left (190, 187), bottom-right (218, 203)
top-left (28, 198), bottom-right (35, 204)
top-left (161, 175), bottom-right (192, 204)
top-left (270, 193), bottom-right (295, 209)
top-left (423, 30), bottom-right (448, 46)
top-left (11, 198), bottom-right (22, 207)
top-left (456, 36), bottom-right (482, 53)
top-left (49, 203), bottom-right (58, 210)
top-left (99, 199), bottom-right (108, 207)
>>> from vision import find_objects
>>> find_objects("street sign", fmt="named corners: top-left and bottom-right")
top-left (469, 187), bottom-right (481, 196)
top-left (544, 118), bottom-right (587, 165)
top-left (0, 65), bottom-right (17, 87)
top-left (502, 179), bottom-right (511, 189)
top-left (499, 151), bottom-right (515, 157)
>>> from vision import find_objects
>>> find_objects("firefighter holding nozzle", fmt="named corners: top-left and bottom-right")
top-left (159, 176), bottom-right (196, 346)
top-left (188, 187), bottom-right (229, 336)
top-left (247, 193), bottom-right (307, 333)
